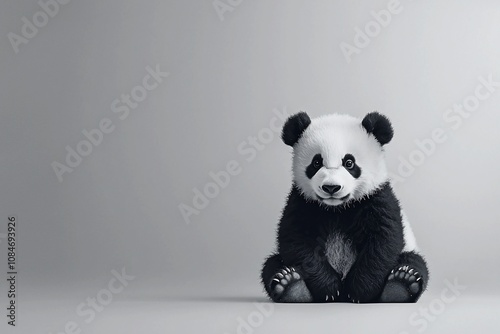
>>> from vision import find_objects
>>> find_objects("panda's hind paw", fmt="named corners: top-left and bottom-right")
top-left (379, 265), bottom-right (423, 303)
top-left (270, 267), bottom-right (312, 303)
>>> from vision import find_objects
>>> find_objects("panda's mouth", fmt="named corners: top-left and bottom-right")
top-left (316, 193), bottom-right (350, 204)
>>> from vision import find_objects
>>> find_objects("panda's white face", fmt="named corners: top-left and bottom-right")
top-left (292, 114), bottom-right (389, 207)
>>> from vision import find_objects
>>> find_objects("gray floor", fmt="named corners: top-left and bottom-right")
top-left (4, 284), bottom-right (499, 334)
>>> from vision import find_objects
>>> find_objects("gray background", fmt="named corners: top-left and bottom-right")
top-left (1, 0), bottom-right (499, 333)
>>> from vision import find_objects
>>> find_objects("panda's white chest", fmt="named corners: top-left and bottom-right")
top-left (324, 233), bottom-right (357, 280)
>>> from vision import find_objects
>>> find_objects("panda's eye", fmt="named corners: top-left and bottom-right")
top-left (344, 159), bottom-right (354, 169)
top-left (313, 158), bottom-right (322, 168)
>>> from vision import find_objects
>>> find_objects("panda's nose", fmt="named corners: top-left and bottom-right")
top-left (322, 184), bottom-right (341, 195)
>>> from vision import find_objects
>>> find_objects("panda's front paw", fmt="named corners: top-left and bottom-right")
top-left (345, 287), bottom-right (363, 304)
top-left (324, 288), bottom-right (341, 303)
top-left (310, 276), bottom-right (343, 303)
top-left (343, 273), bottom-right (374, 304)
top-left (346, 291), bottom-right (368, 304)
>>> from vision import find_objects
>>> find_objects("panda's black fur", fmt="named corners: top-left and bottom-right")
top-left (261, 112), bottom-right (429, 303)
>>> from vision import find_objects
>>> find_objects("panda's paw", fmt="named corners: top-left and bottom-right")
top-left (345, 291), bottom-right (368, 304)
top-left (323, 289), bottom-right (342, 303)
top-left (379, 265), bottom-right (423, 303)
top-left (270, 267), bottom-right (313, 303)
top-left (343, 272), bottom-right (372, 303)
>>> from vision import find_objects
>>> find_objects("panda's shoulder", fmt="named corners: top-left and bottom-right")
top-left (356, 182), bottom-right (402, 221)
top-left (279, 185), bottom-right (323, 232)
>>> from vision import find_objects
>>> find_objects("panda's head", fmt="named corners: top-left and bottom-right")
top-left (282, 111), bottom-right (393, 208)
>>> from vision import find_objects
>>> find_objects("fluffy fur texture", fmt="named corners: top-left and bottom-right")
top-left (261, 111), bottom-right (429, 303)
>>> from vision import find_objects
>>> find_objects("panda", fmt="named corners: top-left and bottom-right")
top-left (261, 111), bottom-right (429, 303)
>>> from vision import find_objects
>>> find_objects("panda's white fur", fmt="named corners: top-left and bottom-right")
top-left (293, 114), bottom-right (388, 207)
top-left (324, 232), bottom-right (357, 280)
top-left (401, 210), bottom-right (418, 252)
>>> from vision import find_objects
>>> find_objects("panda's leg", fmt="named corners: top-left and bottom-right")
top-left (261, 253), bottom-right (313, 303)
top-left (379, 251), bottom-right (429, 303)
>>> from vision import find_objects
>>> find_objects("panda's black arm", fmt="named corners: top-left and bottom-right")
top-left (278, 225), bottom-right (342, 301)
top-left (343, 207), bottom-right (404, 303)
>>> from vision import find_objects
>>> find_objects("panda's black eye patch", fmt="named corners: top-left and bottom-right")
top-left (306, 154), bottom-right (323, 179)
top-left (342, 154), bottom-right (361, 178)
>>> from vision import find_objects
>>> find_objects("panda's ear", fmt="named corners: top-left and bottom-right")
top-left (282, 112), bottom-right (311, 146)
top-left (362, 112), bottom-right (394, 146)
